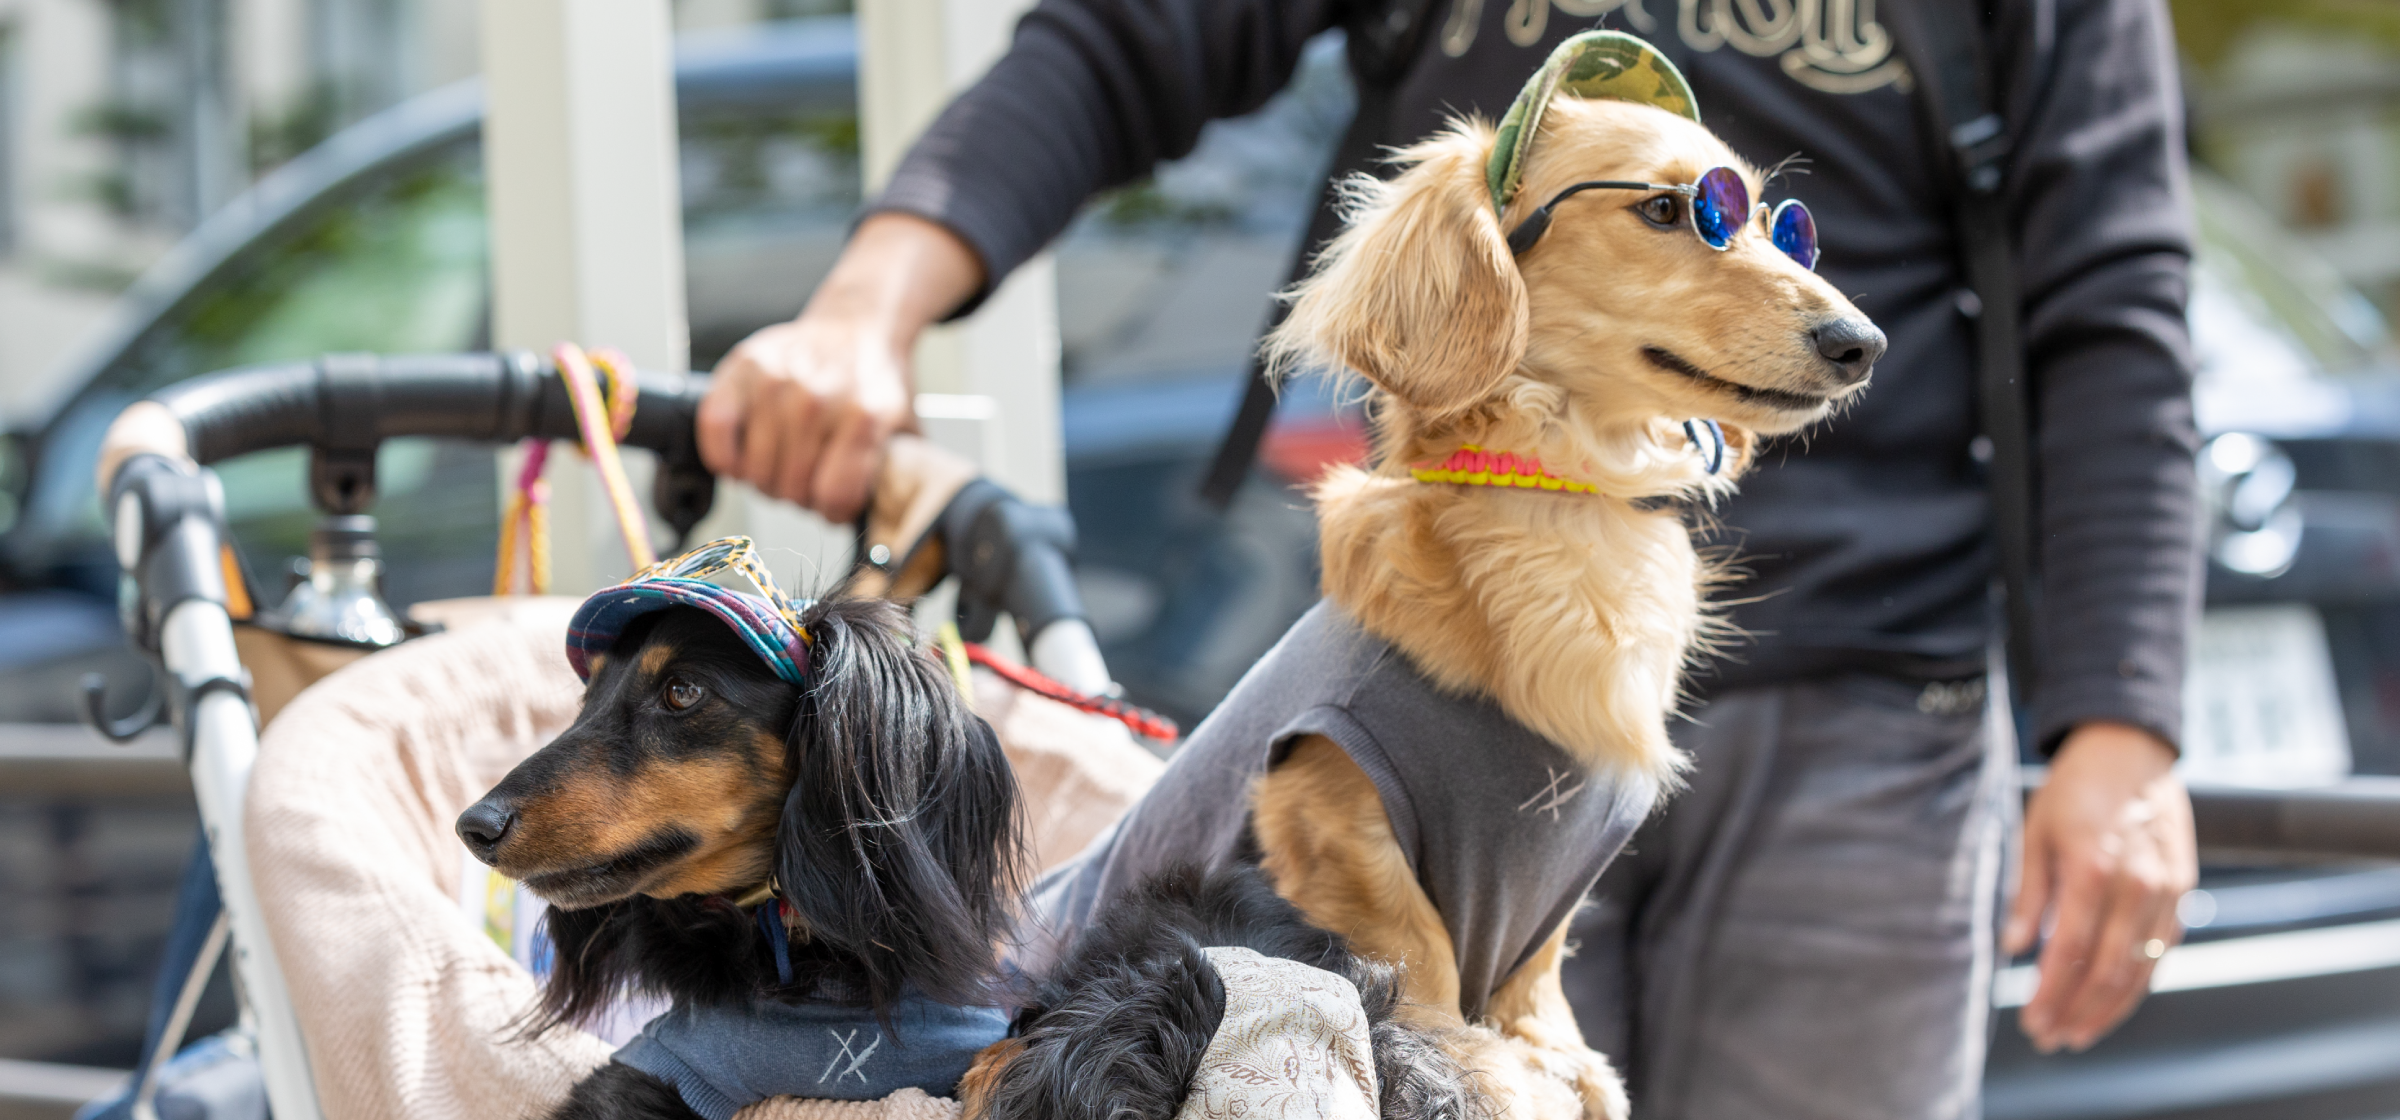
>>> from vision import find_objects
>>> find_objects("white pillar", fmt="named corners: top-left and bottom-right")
top-left (480, 0), bottom-right (689, 592)
top-left (858, 0), bottom-right (1063, 504)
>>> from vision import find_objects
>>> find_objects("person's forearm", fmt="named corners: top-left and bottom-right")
top-left (807, 213), bottom-right (987, 352)
top-left (2030, 337), bottom-right (2202, 754)
top-left (2008, 0), bottom-right (2201, 752)
top-left (870, 0), bottom-right (1344, 298)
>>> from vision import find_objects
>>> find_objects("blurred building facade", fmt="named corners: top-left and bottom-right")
top-left (2175, 2), bottom-right (2400, 326)
top-left (0, 0), bottom-right (830, 427)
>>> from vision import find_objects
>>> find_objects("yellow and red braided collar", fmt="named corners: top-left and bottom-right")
top-left (1410, 421), bottom-right (1727, 495)
top-left (1410, 445), bottom-right (1600, 494)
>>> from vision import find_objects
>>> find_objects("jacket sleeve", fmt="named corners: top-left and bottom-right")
top-left (2003, 0), bottom-right (2203, 753)
top-left (866, 0), bottom-right (1351, 304)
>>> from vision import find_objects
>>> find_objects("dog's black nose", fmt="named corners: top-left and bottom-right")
top-left (1812, 317), bottom-right (1886, 384)
top-left (456, 798), bottom-right (517, 860)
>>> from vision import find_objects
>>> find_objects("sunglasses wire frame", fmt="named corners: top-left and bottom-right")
top-left (1508, 165), bottom-right (1816, 271)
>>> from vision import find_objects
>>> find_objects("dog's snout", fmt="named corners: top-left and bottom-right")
top-left (456, 798), bottom-right (518, 862)
top-left (1811, 318), bottom-right (1886, 384)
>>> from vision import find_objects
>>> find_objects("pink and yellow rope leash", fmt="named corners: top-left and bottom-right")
top-left (494, 342), bottom-right (655, 594)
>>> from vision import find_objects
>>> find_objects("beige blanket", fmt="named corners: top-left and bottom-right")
top-left (247, 598), bottom-right (1162, 1120)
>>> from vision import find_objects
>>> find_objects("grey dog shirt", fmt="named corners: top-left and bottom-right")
top-left (1027, 602), bottom-right (1658, 1019)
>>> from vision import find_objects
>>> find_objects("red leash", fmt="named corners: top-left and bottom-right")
top-left (961, 642), bottom-right (1179, 742)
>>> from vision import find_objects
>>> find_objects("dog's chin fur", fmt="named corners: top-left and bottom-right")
top-left (1267, 99), bottom-right (1878, 780)
top-left (967, 865), bottom-right (1481, 1120)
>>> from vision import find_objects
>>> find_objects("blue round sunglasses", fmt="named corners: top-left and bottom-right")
top-left (1505, 165), bottom-right (1818, 271)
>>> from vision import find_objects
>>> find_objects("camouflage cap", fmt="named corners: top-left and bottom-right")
top-left (1487, 30), bottom-right (1701, 213)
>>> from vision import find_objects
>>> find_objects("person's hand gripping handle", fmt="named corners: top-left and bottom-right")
top-left (699, 213), bottom-right (986, 522)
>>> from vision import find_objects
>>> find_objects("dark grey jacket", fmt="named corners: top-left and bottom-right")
top-left (873, 0), bottom-right (2201, 753)
top-left (1024, 603), bottom-right (1659, 1018)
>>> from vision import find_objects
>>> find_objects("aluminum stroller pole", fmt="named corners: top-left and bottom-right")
top-left (166, 601), bottom-right (322, 1120)
top-left (105, 453), bottom-right (325, 1120)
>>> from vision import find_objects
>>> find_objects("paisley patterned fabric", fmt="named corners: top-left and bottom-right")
top-left (1176, 947), bottom-right (1380, 1120)
top-left (1487, 29), bottom-right (1702, 212)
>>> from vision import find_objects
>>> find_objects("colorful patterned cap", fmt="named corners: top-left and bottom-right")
top-left (565, 536), bottom-right (811, 685)
top-left (1487, 30), bottom-right (1701, 213)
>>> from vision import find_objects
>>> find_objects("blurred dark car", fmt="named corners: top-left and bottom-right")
top-left (1979, 176), bottom-right (2400, 1120)
top-left (0, 18), bottom-right (2394, 1117)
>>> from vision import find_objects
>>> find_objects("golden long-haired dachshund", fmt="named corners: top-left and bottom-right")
top-left (973, 40), bottom-right (1882, 1120)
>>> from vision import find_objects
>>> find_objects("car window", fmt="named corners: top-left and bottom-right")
top-left (31, 85), bottom-right (868, 607)
top-left (22, 141), bottom-right (492, 605)
top-left (682, 102), bottom-right (860, 367)
top-left (103, 146), bottom-right (490, 399)
top-left (19, 145), bottom-right (492, 613)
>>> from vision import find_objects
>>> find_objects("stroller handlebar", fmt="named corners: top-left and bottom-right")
top-left (150, 351), bottom-right (708, 466)
top-left (97, 352), bottom-right (1120, 704)
top-left (106, 351), bottom-right (717, 540)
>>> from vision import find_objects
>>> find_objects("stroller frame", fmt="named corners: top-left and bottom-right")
top-left (95, 352), bottom-right (1108, 1119)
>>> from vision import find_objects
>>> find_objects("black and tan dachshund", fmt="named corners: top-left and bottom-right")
top-left (457, 598), bottom-right (1024, 1120)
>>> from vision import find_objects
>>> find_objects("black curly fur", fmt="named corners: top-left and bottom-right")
top-left (984, 865), bottom-right (1481, 1120)
top-left (554, 1061), bottom-right (701, 1120)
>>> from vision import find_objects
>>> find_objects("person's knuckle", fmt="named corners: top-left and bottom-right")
top-left (2066, 860), bottom-right (2112, 893)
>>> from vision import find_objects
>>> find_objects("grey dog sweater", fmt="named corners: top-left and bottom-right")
top-left (1025, 602), bottom-right (1658, 1018)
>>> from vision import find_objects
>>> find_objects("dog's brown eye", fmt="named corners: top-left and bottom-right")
top-left (1638, 194), bottom-right (1682, 228)
top-left (661, 678), bottom-right (706, 711)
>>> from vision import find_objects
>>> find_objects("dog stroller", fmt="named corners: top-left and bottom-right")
top-left (80, 353), bottom-right (1173, 1120)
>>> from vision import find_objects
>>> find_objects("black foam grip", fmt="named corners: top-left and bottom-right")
top-left (154, 352), bottom-right (711, 465)
top-left (151, 352), bottom-right (716, 529)
top-left (936, 479), bottom-right (1086, 644)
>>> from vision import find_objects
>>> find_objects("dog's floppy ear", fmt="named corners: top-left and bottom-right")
top-left (777, 597), bottom-right (1025, 1010)
top-left (1270, 125), bottom-right (1528, 418)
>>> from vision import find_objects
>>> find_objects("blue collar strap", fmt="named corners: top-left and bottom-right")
top-left (1683, 418), bottom-right (1728, 475)
top-left (756, 899), bottom-right (796, 986)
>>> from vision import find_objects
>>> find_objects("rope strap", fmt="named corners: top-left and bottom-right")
top-left (494, 442), bottom-right (553, 595)
top-left (494, 343), bottom-right (654, 594)
top-left (961, 641), bottom-right (1178, 741)
top-left (558, 343), bottom-right (656, 571)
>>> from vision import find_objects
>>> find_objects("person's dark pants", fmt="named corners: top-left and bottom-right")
top-left (1561, 674), bottom-right (2013, 1120)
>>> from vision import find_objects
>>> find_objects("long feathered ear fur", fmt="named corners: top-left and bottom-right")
top-left (1268, 120), bottom-right (1527, 419)
top-left (778, 596), bottom-right (1026, 1011)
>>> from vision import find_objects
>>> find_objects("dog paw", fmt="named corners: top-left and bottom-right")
top-left (1570, 1049), bottom-right (1630, 1120)
top-left (1441, 1024), bottom-right (1595, 1120)
top-left (955, 1037), bottom-right (1024, 1120)
top-left (1516, 1039), bottom-right (1627, 1120)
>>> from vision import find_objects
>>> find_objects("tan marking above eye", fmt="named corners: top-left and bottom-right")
top-left (640, 643), bottom-right (679, 677)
